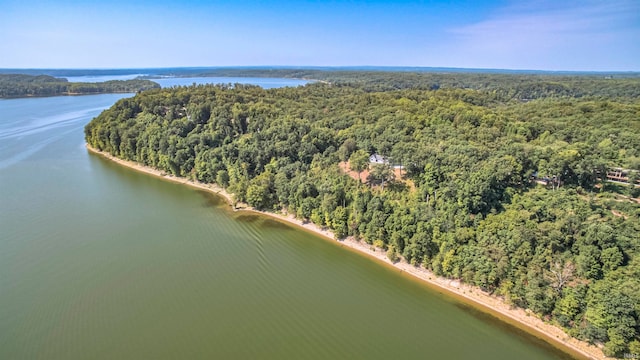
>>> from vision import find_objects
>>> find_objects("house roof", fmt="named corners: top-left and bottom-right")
top-left (369, 154), bottom-right (387, 163)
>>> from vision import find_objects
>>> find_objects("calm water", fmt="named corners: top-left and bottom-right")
top-left (0, 79), bottom-right (576, 359)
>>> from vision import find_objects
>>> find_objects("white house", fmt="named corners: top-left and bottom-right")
top-left (369, 154), bottom-right (388, 164)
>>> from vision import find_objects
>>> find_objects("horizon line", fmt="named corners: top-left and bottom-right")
top-left (1, 65), bottom-right (639, 75)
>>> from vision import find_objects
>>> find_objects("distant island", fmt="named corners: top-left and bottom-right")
top-left (0, 74), bottom-right (160, 98)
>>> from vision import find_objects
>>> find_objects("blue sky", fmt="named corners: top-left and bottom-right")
top-left (0, 0), bottom-right (638, 71)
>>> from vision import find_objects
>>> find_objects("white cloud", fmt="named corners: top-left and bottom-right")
top-left (443, 0), bottom-right (640, 70)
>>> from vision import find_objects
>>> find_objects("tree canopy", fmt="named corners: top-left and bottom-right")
top-left (85, 73), bottom-right (640, 357)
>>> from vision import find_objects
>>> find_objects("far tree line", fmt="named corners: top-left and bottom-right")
top-left (0, 74), bottom-right (159, 98)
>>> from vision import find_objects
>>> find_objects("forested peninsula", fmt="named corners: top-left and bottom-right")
top-left (85, 72), bottom-right (640, 358)
top-left (0, 74), bottom-right (159, 98)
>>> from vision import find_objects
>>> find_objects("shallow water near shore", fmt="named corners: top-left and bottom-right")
top-left (0, 81), bottom-right (577, 359)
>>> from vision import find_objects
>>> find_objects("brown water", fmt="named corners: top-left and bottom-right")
top-left (0, 84), bottom-right (577, 359)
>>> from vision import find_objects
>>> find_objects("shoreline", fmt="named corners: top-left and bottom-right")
top-left (1, 90), bottom-right (143, 100)
top-left (86, 144), bottom-right (605, 360)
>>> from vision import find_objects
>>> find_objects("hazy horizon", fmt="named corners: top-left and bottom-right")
top-left (1, 66), bottom-right (639, 75)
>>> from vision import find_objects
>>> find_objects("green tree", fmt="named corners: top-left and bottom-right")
top-left (349, 149), bottom-right (370, 183)
top-left (368, 163), bottom-right (394, 190)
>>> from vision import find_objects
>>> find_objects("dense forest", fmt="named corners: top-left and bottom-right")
top-left (0, 74), bottom-right (159, 98)
top-left (85, 73), bottom-right (640, 357)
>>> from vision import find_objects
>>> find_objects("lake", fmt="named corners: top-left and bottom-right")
top-left (0, 78), bottom-right (577, 359)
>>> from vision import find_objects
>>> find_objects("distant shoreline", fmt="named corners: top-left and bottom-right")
top-left (3, 66), bottom-right (639, 77)
top-left (0, 91), bottom-right (141, 100)
top-left (86, 144), bottom-right (605, 360)
top-left (0, 74), bottom-right (160, 99)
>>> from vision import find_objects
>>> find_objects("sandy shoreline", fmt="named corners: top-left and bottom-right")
top-left (87, 144), bottom-right (605, 360)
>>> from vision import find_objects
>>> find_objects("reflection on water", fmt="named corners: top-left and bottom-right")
top-left (257, 217), bottom-right (298, 231)
top-left (196, 190), bottom-right (228, 208)
top-left (233, 213), bottom-right (262, 224)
